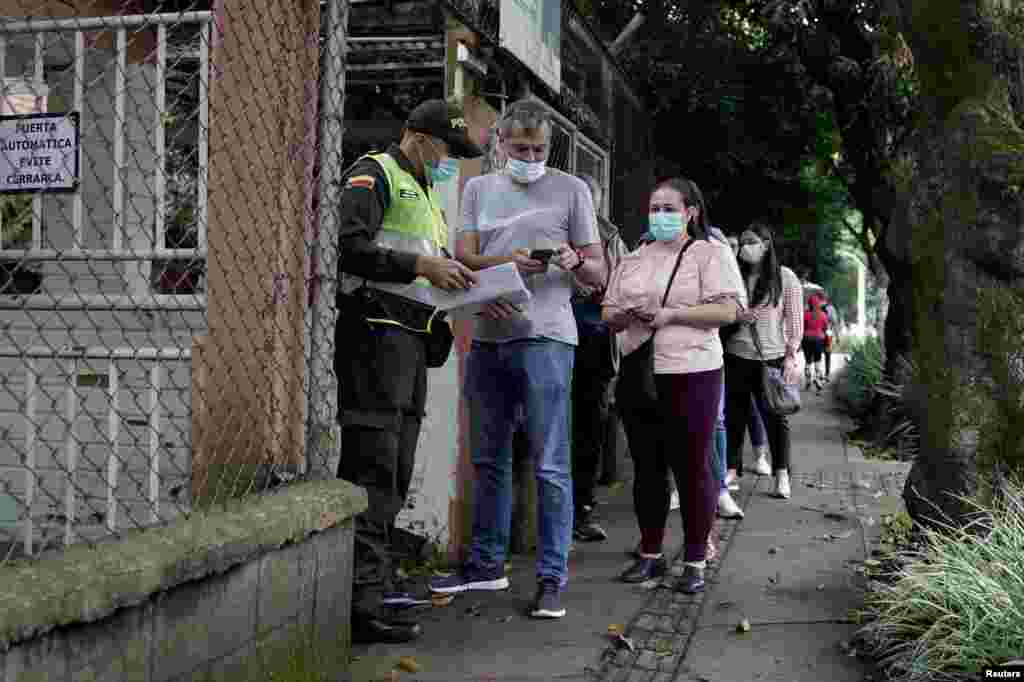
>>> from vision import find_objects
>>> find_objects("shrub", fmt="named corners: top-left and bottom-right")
top-left (833, 336), bottom-right (885, 416)
top-left (856, 478), bottom-right (1024, 681)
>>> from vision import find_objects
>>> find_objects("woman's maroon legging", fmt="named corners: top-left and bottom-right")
top-left (621, 369), bottom-right (721, 562)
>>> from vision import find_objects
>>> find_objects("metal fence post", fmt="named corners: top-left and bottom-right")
top-left (306, 0), bottom-right (348, 478)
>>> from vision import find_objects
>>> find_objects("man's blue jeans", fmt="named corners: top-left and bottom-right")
top-left (466, 339), bottom-right (575, 587)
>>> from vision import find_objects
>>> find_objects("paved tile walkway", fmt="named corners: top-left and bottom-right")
top-left (347, 357), bottom-right (911, 682)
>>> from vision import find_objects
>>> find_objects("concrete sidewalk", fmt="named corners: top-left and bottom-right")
top-left (348, 358), bottom-right (910, 682)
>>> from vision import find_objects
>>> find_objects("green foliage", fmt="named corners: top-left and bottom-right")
top-left (857, 478), bottom-right (1024, 680)
top-left (878, 510), bottom-right (915, 553)
top-left (834, 337), bottom-right (885, 416)
top-left (0, 196), bottom-right (33, 245)
top-left (975, 286), bottom-right (1024, 479)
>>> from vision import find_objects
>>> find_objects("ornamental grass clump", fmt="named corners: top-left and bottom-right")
top-left (856, 479), bottom-right (1024, 681)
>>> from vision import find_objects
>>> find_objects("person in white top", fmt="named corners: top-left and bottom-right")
top-left (724, 223), bottom-right (803, 499)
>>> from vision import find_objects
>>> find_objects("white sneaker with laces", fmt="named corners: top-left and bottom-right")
top-left (774, 470), bottom-right (791, 499)
top-left (753, 449), bottom-right (772, 476)
top-left (717, 490), bottom-right (744, 519)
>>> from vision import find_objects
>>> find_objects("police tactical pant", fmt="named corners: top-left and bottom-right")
top-left (334, 313), bottom-right (427, 621)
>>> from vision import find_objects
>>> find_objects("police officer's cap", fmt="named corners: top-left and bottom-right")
top-left (406, 99), bottom-right (483, 159)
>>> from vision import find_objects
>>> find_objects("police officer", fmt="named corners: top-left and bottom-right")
top-left (335, 99), bottom-right (482, 644)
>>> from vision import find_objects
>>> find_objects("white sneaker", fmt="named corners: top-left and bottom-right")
top-left (753, 449), bottom-right (772, 476)
top-left (725, 471), bottom-right (740, 491)
top-left (717, 490), bottom-right (744, 519)
top-left (669, 489), bottom-right (681, 511)
top-left (774, 470), bottom-right (791, 499)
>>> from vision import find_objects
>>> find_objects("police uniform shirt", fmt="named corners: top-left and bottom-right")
top-left (337, 143), bottom-right (433, 284)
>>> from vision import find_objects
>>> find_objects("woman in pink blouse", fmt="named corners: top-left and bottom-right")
top-left (724, 223), bottom-right (803, 499)
top-left (602, 178), bottom-right (744, 594)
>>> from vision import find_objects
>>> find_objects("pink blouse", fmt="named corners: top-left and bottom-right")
top-left (603, 238), bottom-right (744, 374)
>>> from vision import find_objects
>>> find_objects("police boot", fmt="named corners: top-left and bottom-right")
top-left (351, 612), bottom-right (423, 644)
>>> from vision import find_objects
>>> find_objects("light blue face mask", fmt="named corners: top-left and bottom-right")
top-left (430, 157), bottom-right (459, 183)
top-left (648, 211), bottom-right (686, 241)
top-left (507, 158), bottom-right (547, 184)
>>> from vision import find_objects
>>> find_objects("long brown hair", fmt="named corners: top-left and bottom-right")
top-left (740, 221), bottom-right (783, 307)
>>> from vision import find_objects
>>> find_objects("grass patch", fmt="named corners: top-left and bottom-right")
top-left (855, 478), bottom-right (1024, 681)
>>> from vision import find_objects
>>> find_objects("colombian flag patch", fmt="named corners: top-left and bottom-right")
top-left (346, 175), bottom-right (375, 190)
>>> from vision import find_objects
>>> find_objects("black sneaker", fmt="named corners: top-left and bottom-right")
top-left (429, 563), bottom-right (510, 594)
top-left (530, 579), bottom-right (565, 619)
top-left (573, 506), bottom-right (608, 542)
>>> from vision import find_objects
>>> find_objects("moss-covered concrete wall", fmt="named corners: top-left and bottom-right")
top-left (0, 478), bottom-right (367, 682)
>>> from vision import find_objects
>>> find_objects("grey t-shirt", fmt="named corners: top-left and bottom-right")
top-left (460, 169), bottom-right (600, 345)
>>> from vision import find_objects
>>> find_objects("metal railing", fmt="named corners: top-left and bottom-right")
top-left (0, 9), bottom-right (213, 564)
top-left (1, 346), bottom-right (190, 557)
top-left (0, 10), bottom-right (211, 308)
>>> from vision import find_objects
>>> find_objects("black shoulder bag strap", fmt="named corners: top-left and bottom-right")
top-left (659, 238), bottom-right (698, 309)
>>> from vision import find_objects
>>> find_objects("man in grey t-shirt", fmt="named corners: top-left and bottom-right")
top-left (428, 99), bottom-right (605, 620)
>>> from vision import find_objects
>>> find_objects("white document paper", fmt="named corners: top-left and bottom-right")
top-left (428, 262), bottom-right (531, 314)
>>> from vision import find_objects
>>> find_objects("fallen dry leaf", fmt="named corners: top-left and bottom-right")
top-left (397, 657), bottom-right (421, 673)
top-left (607, 624), bottom-right (624, 636)
top-left (736, 618), bottom-right (751, 633)
top-left (431, 593), bottom-right (455, 607)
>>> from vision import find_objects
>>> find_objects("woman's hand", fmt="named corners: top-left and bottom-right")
top-left (736, 307), bottom-right (759, 325)
top-left (628, 306), bottom-right (655, 324)
top-left (783, 354), bottom-right (800, 385)
top-left (650, 308), bottom-right (678, 330)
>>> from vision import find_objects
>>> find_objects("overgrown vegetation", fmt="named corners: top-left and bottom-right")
top-left (833, 337), bottom-right (884, 417)
top-left (855, 479), bottom-right (1024, 681)
top-left (975, 286), bottom-right (1024, 481)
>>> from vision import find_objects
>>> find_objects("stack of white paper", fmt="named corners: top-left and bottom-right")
top-left (428, 262), bottom-right (532, 315)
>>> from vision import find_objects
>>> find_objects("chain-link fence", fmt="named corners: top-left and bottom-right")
top-left (0, 0), bottom-right (336, 565)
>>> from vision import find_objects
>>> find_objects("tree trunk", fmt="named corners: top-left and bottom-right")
top-left (893, 0), bottom-right (1024, 528)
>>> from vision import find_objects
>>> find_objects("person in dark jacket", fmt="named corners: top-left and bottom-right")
top-left (570, 173), bottom-right (627, 542)
top-left (334, 99), bottom-right (481, 644)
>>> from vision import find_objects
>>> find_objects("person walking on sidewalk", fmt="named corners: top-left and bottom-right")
top-left (803, 295), bottom-right (830, 391)
top-left (334, 99), bottom-right (482, 644)
top-left (570, 173), bottom-right (627, 543)
top-left (721, 234), bottom-right (772, 495)
top-left (707, 227), bottom-right (746, 523)
top-left (822, 295), bottom-right (839, 381)
top-left (429, 99), bottom-right (606, 620)
top-left (724, 222), bottom-right (803, 499)
top-left (603, 178), bottom-right (743, 594)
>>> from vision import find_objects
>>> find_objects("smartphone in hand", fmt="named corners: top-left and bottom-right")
top-left (529, 249), bottom-right (555, 264)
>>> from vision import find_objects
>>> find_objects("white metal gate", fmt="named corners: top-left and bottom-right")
top-left (0, 11), bottom-right (212, 560)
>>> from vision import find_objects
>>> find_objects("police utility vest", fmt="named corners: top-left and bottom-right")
top-left (341, 152), bottom-right (448, 311)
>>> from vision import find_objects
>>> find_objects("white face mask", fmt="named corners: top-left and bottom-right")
top-left (739, 242), bottom-right (767, 264)
top-left (507, 158), bottom-right (547, 184)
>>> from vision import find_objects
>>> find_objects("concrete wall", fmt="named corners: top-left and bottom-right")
top-left (0, 478), bottom-right (366, 682)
